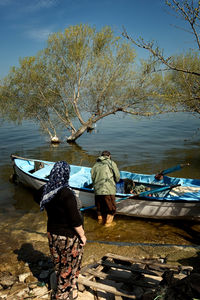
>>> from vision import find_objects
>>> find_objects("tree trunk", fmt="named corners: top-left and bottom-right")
top-left (66, 124), bottom-right (90, 142)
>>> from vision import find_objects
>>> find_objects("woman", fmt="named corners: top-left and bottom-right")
top-left (40, 161), bottom-right (86, 300)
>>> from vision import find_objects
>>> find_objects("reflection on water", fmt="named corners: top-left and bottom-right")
top-left (0, 112), bottom-right (200, 248)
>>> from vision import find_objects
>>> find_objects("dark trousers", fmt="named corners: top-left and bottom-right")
top-left (95, 194), bottom-right (116, 217)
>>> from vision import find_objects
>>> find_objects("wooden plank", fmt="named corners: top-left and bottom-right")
top-left (82, 264), bottom-right (104, 276)
top-left (146, 263), bottom-right (193, 273)
top-left (115, 296), bottom-right (123, 300)
top-left (86, 268), bottom-right (132, 282)
top-left (104, 253), bottom-right (193, 272)
top-left (78, 275), bottom-right (137, 299)
top-left (78, 253), bottom-right (191, 299)
top-left (101, 260), bottom-right (159, 276)
top-left (144, 273), bottom-right (163, 282)
top-left (101, 257), bottom-right (187, 284)
top-left (87, 268), bottom-right (156, 288)
top-left (81, 262), bottom-right (99, 273)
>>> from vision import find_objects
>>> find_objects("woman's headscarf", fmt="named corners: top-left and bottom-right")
top-left (40, 161), bottom-right (71, 211)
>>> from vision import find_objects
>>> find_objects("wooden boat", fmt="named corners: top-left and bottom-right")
top-left (10, 154), bottom-right (200, 220)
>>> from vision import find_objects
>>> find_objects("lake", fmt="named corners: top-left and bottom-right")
top-left (0, 111), bottom-right (200, 249)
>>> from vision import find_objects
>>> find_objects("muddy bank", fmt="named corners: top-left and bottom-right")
top-left (0, 209), bottom-right (200, 299)
top-left (1, 239), bottom-right (200, 299)
top-left (1, 209), bottom-right (200, 275)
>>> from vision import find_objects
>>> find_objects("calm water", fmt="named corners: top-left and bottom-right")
top-left (1, 112), bottom-right (200, 247)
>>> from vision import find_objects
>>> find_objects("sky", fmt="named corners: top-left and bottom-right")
top-left (0, 0), bottom-right (197, 79)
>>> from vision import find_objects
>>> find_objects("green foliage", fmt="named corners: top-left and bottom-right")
top-left (0, 23), bottom-right (161, 141)
top-left (162, 51), bottom-right (200, 113)
top-left (123, 0), bottom-right (200, 116)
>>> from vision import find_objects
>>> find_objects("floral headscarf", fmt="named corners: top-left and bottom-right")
top-left (40, 161), bottom-right (71, 211)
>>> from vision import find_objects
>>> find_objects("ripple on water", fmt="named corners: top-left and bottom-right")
top-left (83, 211), bottom-right (200, 246)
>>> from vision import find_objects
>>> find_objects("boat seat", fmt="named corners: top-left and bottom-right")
top-left (34, 161), bottom-right (44, 171)
top-left (69, 170), bottom-right (91, 188)
top-left (29, 161), bottom-right (45, 173)
top-left (33, 164), bottom-right (53, 178)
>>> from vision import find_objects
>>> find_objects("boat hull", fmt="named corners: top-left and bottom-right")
top-left (11, 155), bottom-right (200, 220)
top-left (115, 197), bottom-right (200, 220)
top-left (74, 189), bottom-right (200, 220)
top-left (13, 164), bottom-right (47, 190)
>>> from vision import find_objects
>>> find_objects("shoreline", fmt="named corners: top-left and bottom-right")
top-left (1, 210), bottom-right (200, 275)
top-left (0, 210), bottom-right (200, 299)
top-left (1, 240), bottom-right (200, 299)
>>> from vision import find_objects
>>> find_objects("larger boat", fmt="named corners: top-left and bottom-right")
top-left (11, 154), bottom-right (200, 220)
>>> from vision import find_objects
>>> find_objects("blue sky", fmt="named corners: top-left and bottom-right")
top-left (0, 0), bottom-right (196, 79)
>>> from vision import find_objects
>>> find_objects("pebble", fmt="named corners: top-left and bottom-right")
top-left (0, 260), bottom-right (51, 299)
top-left (31, 285), bottom-right (49, 297)
top-left (0, 273), bottom-right (16, 288)
top-left (0, 259), bottom-right (93, 300)
top-left (18, 272), bottom-right (31, 282)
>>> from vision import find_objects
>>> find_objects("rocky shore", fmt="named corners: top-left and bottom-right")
top-left (0, 210), bottom-right (200, 299)
top-left (0, 239), bottom-right (200, 299)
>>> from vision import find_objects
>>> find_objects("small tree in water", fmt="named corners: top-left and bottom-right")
top-left (0, 24), bottom-right (165, 143)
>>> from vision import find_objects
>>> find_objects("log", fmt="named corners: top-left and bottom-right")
top-left (78, 275), bottom-right (137, 299)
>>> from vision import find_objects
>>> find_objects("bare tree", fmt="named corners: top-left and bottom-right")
top-left (123, 0), bottom-right (200, 77)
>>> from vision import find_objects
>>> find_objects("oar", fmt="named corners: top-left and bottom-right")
top-left (80, 205), bottom-right (97, 211)
top-left (80, 184), bottom-right (181, 211)
top-left (155, 163), bottom-right (190, 180)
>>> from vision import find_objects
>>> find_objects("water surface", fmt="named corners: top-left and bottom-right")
top-left (0, 112), bottom-right (200, 250)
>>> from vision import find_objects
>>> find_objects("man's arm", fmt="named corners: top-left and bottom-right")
top-left (112, 161), bottom-right (120, 182)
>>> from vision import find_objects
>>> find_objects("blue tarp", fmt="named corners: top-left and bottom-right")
top-left (68, 165), bottom-right (200, 202)
top-left (16, 158), bottom-right (200, 202)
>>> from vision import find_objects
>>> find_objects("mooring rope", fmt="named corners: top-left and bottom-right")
top-left (87, 239), bottom-right (200, 249)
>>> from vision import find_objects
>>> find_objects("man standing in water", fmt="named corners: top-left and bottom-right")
top-left (91, 151), bottom-right (120, 227)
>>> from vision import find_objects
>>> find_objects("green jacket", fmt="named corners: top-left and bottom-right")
top-left (91, 156), bottom-right (120, 195)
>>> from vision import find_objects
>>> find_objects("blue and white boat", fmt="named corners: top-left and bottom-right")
top-left (11, 154), bottom-right (200, 220)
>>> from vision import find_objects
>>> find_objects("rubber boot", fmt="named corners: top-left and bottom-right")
top-left (104, 214), bottom-right (115, 227)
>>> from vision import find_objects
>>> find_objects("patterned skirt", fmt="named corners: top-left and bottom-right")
top-left (47, 232), bottom-right (84, 300)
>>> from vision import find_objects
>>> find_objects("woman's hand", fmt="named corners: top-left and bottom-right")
top-left (80, 234), bottom-right (87, 246)
top-left (74, 225), bottom-right (87, 246)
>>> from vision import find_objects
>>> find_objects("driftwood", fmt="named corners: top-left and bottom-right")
top-left (104, 253), bottom-right (193, 273)
top-left (78, 275), bottom-right (137, 299)
top-left (78, 252), bottom-right (193, 299)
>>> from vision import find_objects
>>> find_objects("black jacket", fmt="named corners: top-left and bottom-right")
top-left (37, 186), bottom-right (83, 237)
